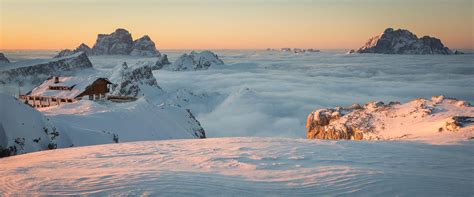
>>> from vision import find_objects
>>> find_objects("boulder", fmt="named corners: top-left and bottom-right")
top-left (352, 28), bottom-right (454, 55)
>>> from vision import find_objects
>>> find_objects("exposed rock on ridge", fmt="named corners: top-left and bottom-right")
top-left (306, 96), bottom-right (473, 142)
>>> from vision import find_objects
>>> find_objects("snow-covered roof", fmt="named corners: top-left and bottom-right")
top-left (28, 76), bottom-right (111, 99)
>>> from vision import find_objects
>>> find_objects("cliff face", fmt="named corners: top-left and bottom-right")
top-left (352, 28), bottom-right (455, 55)
top-left (306, 96), bottom-right (473, 142)
top-left (0, 52), bottom-right (93, 85)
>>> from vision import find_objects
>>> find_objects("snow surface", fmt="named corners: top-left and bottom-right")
top-left (39, 98), bottom-right (205, 147)
top-left (0, 137), bottom-right (472, 196)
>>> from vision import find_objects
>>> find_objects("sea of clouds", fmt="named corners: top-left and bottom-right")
top-left (154, 50), bottom-right (474, 138)
top-left (2, 50), bottom-right (473, 138)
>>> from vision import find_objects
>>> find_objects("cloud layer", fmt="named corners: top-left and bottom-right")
top-left (153, 50), bottom-right (474, 138)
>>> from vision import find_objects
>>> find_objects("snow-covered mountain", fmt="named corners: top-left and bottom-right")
top-left (350, 28), bottom-right (457, 55)
top-left (0, 93), bottom-right (73, 157)
top-left (0, 52), bottom-right (93, 85)
top-left (0, 53), bottom-right (10, 63)
top-left (161, 51), bottom-right (224, 71)
top-left (0, 137), bottom-right (471, 196)
top-left (306, 96), bottom-right (473, 144)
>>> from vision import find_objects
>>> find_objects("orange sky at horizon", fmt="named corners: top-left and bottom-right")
top-left (1, 0), bottom-right (473, 50)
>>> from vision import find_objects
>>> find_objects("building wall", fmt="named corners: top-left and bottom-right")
top-left (77, 79), bottom-right (110, 98)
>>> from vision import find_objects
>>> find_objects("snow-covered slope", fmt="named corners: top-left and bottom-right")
top-left (307, 96), bottom-right (473, 144)
top-left (0, 93), bottom-right (73, 157)
top-left (0, 137), bottom-right (472, 196)
top-left (40, 98), bottom-right (206, 147)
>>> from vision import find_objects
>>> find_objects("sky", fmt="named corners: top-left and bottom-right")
top-left (0, 0), bottom-right (473, 50)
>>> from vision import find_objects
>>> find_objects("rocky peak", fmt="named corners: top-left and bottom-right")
top-left (351, 28), bottom-right (455, 55)
top-left (130, 35), bottom-right (161, 57)
top-left (92, 28), bottom-right (134, 55)
top-left (54, 28), bottom-right (167, 57)
top-left (110, 62), bottom-right (162, 97)
top-left (0, 53), bottom-right (11, 63)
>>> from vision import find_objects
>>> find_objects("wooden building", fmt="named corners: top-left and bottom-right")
top-left (21, 76), bottom-right (112, 108)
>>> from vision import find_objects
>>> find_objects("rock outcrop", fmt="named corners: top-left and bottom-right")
top-left (0, 52), bottom-right (93, 85)
top-left (130, 35), bottom-right (161, 57)
top-left (162, 51), bottom-right (224, 71)
top-left (110, 62), bottom-right (162, 97)
top-left (55, 28), bottom-right (164, 57)
top-left (351, 28), bottom-right (456, 55)
top-left (0, 53), bottom-right (10, 63)
top-left (307, 96), bottom-right (473, 142)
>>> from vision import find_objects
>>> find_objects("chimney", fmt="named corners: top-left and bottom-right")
top-left (54, 76), bottom-right (59, 84)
